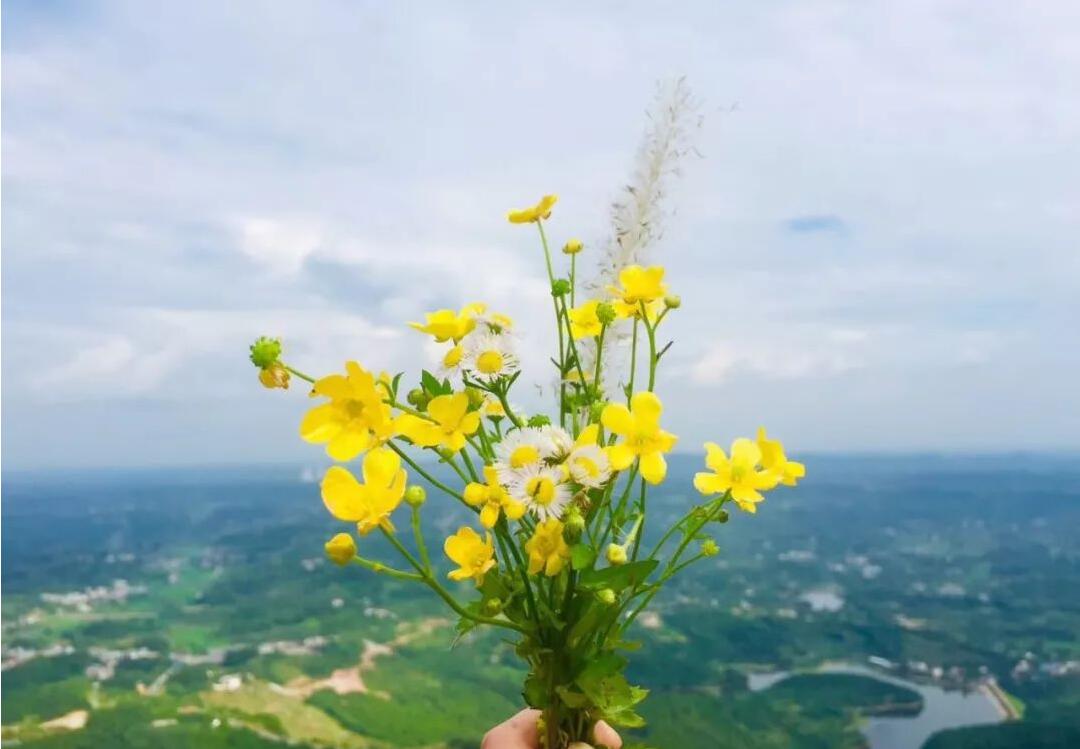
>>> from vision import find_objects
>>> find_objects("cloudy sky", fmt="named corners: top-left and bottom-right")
top-left (3, 1), bottom-right (1078, 469)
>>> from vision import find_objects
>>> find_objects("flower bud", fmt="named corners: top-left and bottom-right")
top-left (562, 238), bottom-right (584, 255)
top-left (483, 598), bottom-right (504, 616)
top-left (551, 279), bottom-right (571, 297)
top-left (596, 588), bottom-right (617, 605)
top-left (701, 539), bottom-right (720, 557)
top-left (404, 486), bottom-right (427, 507)
top-left (436, 447), bottom-right (456, 461)
top-left (324, 533), bottom-right (357, 566)
top-left (527, 414), bottom-right (551, 428)
top-left (595, 302), bottom-right (616, 325)
top-left (715, 509), bottom-right (730, 524)
top-left (249, 336), bottom-right (283, 368)
top-left (406, 388), bottom-right (429, 409)
top-left (465, 387), bottom-right (485, 409)
top-left (258, 362), bottom-right (290, 390)
top-left (663, 294), bottom-right (682, 310)
top-left (605, 543), bottom-right (628, 566)
top-left (563, 507), bottom-right (585, 542)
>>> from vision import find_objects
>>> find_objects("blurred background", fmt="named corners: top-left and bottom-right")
top-left (2, 2), bottom-right (1078, 748)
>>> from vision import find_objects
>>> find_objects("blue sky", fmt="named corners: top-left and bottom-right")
top-left (3, 1), bottom-right (1079, 469)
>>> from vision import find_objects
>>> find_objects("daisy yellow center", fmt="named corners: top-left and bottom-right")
top-left (573, 455), bottom-right (600, 478)
top-left (443, 346), bottom-right (463, 367)
top-left (510, 445), bottom-right (540, 468)
top-left (477, 350), bottom-right (504, 374)
top-left (525, 476), bottom-right (556, 506)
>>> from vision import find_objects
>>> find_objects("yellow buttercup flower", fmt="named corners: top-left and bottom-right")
top-left (396, 393), bottom-right (480, 453)
top-left (408, 303), bottom-right (486, 343)
top-left (444, 526), bottom-right (496, 584)
top-left (693, 439), bottom-right (776, 513)
top-left (507, 194), bottom-right (558, 224)
top-left (258, 362), bottom-right (290, 390)
top-left (464, 466), bottom-right (527, 528)
top-left (609, 265), bottom-right (667, 319)
top-left (567, 300), bottom-right (603, 340)
top-left (601, 392), bottom-right (678, 484)
top-left (757, 427), bottom-right (806, 487)
top-left (324, 533), bottom-right (357, 566)
top-left (300, 362), bottom-right (396, 461)
top-left (524, 518), bottom-right (571, 576)
top-left (321, 447), bottom-right (408, 534)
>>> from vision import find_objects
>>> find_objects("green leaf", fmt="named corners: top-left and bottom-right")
top-left (570, 544), bottom-right (597, 571)
top-left (523, 675), bottom-right (549, 708)
top-left (555, 686), bottom-right (591, 708)
top-left (578, 559), bottom-right (658, 592)
top-left (390, 372), bottom-right (404, 397)
top-left (421, 369), bottom-right (452, 396)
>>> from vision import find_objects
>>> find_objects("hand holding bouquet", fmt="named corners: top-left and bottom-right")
top-left (249, 191), bottom-right (804, 748)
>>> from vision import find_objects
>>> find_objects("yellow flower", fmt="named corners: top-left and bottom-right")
top-left (757, 427), bottom-right (806, 487)
top-left (325, 533), bottom-right (357, 565)
top-left (601, 392), bottom-right (678, 484)
top-left (482, 396), bottom-right (507, 419)
top-left (608, 265), bottom-right (667, 319)
top-left (524, 518), bottom-right (571, 576)
top-left (444, 526), bottom-right (496, 584)
top-left (300, 362), bottom-right (396, 461)
top-left (258, 362), bottom-right (290, 389)
top-left (396, 393), bottom-right (480, 453)
top-left (464, 466), bottom-right (527, 529)
top-left (408, 303), bottom-right (485, 343)
top-left (321, 448), bottom-right (408, 534)
top-left (562, 238), bottom-right (584, 255)
top-left (567, 300), bottom-right (603, 340)
top-left (693, 439), bottom-right (776, 513)
top-left (507, 194), bottom-right (558, 224)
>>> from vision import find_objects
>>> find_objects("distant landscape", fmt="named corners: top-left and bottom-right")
top-left (3, 454), bottom-right (1079, 748)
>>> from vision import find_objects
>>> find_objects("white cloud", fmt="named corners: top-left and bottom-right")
top-left (2, 0), bottom-right (1078, 466)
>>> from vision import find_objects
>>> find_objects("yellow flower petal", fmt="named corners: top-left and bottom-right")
top-left (639, 451), bottom-right (667, 484)
top-left (601, 404), bottom-right (633, 436)
top-left (321, 467), bottom-right (367, 522)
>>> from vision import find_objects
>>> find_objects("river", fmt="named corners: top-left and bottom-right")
top-left (748, 663), bottom-right (1005, 749)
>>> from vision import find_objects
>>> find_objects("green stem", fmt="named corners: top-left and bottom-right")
top-left (411, 505), bottom-right (431, 572)
top-left (627, 318), bottom-right (639, 404)
top-left (381, 528), bottom-right (528, 634)
top-left (641, 302), bottom-right (659, 391)
top-left (386, 442), bottom-right (468, 506)
top-left (537, 221), bottom-right (567, 427)
top-left (348, 555), bottom-right (422, 582)
top-left (283, 365), bottom-right (315, 384)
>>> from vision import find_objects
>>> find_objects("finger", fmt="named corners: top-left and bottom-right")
top-left (481, 709), bottom-right (541, 749)
top-left (594, 720), bottom-right (622, 749)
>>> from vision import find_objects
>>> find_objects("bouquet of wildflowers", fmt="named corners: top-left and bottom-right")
top-left (249, 191), bottom-right (804, 747)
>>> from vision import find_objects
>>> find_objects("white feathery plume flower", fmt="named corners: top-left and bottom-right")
top-left (510, 464), bottom-right (572, 522)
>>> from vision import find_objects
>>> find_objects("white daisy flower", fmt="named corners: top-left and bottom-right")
top-left (438, 343), bottom-right (466, 378)
top-left (567, 444), bottom-right (612, 488)
top-left (493, 427), bottom-right (545, 484)
top-left (464, 332), bottom-right (519, 383)
top-left (510, 464), bottom-right (572, 521)
top-left (538, 425), bottom-right (574, 461)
